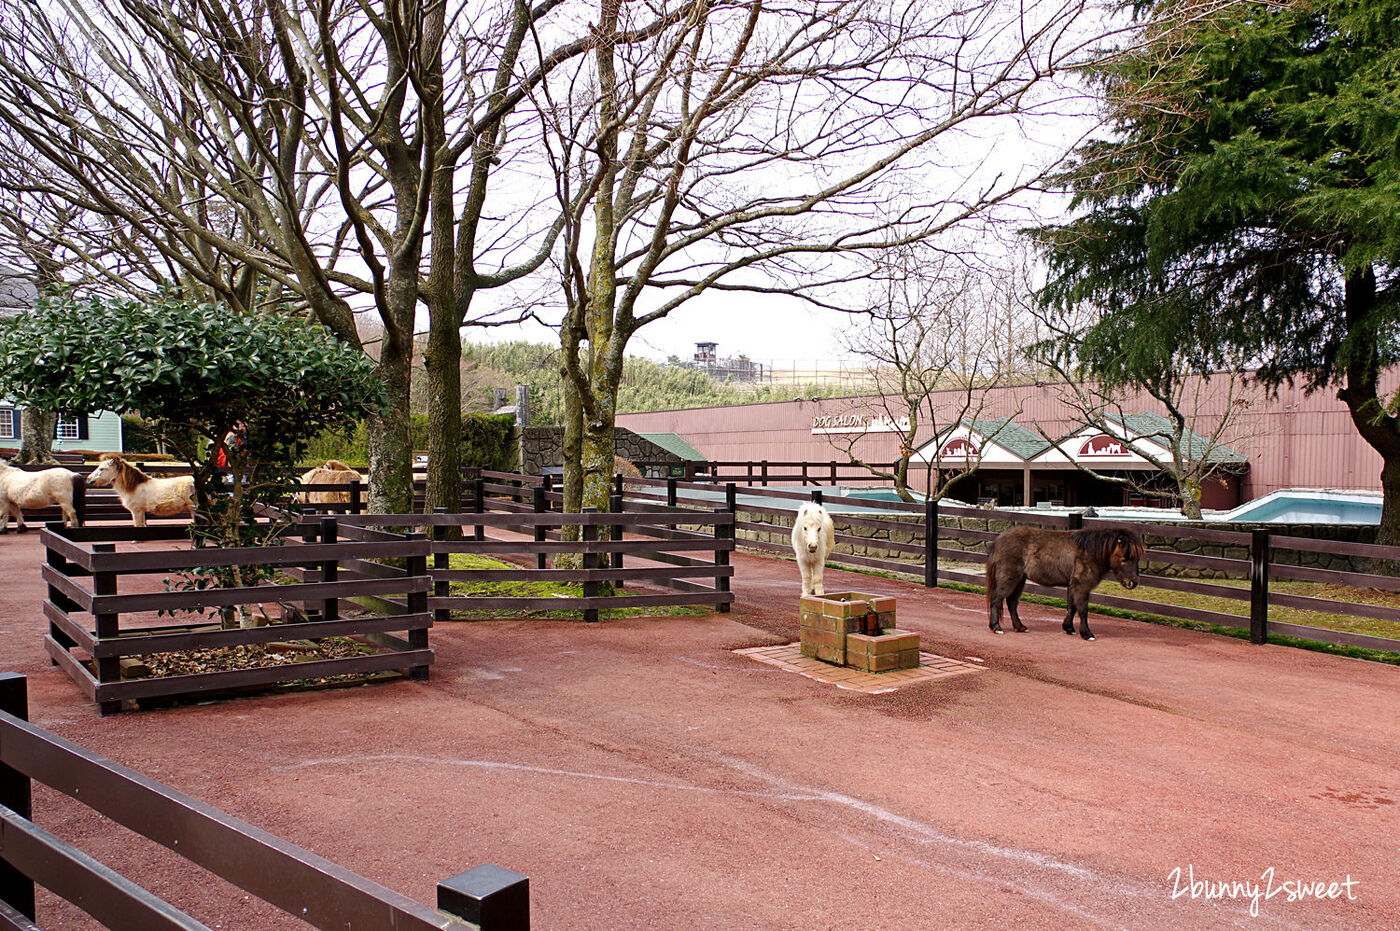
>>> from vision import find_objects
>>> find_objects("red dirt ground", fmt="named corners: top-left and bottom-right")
top-left (1, 529), bottom-right (1396, 930)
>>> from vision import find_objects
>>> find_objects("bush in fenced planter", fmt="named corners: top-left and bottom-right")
top-left (0, 289), bottom-right (386, 625)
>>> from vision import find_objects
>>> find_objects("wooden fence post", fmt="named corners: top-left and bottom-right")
top-left (320, 517), bottom-right (339, 623)
top-left (581, 507), bottom-right (599, 623)
top-left (713, 507), bottom-right (731, 614)
top-left (610, 491), bottom-right (624, 588)
top-left (533, 487), bottom-right (548, 570)
top-left (924, 495), bottom-right (938, 588)
top-left (349, 478), bottom-right (362, 515)
top-left (406, 532), bottom-right (430, 681)
top-left (761, 460), bottom-right (768, 486)
top-left (473, 478), bottom-right (486, 542)
top-left (45, 529), bottom-right (79, 658)
top-left (810, 489), bottom-right (823, 506)
top-left (1250, 529), bottom-right (1270, 644)
top-left (0, 673), bottom-right (34, 920)
top-left (438, 864), bottom-right (529, 931)
top-left (1066, 512), bottom-right (1083, 530)
top-left (92, 543), bottom-right (120, 716)
top-left (667, 478), bottom-right (677, 508)
top-left (433, 507), bottom-right (450, 630)
top-left (725, 483), bottom-right (737, 515)
top-left (830, 461), bottom-right (837, 485)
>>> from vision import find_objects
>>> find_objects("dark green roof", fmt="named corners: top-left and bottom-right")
top-left (1110, 412), bottom-right (1248, 465)
top-left (968, 418), bottom-right (1052, 460)
top-left (638, 432), bottom-right (704, 461)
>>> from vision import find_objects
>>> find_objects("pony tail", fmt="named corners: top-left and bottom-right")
top-left (71, 472), bottom-right (87, 527)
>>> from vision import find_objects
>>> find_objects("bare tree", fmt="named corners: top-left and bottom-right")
top-left (835, 246), bottom-right (1040, 501)
top-left (0, 0), bottom-right (590, 511)
top-left (1032, 363), bottom-right (1257, 518)
top-left (538, 0), bottom-right (1115, 513)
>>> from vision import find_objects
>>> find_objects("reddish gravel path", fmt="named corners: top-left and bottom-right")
top-left (0, 529), bottom-right (1395, 930)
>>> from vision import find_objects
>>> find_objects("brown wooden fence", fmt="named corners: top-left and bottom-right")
top-left (327, 501), bottom-right (735, 624)
top-left (0, 672), bottom-right (527, 930)
top-left (41, 521), bottom-right (433, 716)
top-left (629, 459), bottom-right (898, 485)
top-left (500, 471), bottom-right (1400, 656)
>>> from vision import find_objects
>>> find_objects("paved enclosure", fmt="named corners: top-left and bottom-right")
top-left (0, 530), bottom-right (1395, 929)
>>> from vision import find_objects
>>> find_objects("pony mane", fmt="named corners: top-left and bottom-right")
top-left (1070, 527), bottom-right (1144, 563)
top-left (323, 460), bottom-right (355, 472)
top-left (100, 454), bottom-right (149, 485)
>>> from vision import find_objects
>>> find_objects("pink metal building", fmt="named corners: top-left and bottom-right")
top-left (617, 374), bottom-right (1388, 508)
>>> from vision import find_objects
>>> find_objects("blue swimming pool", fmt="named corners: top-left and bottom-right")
top-left (1222, 491), bottom-right (1382, 524)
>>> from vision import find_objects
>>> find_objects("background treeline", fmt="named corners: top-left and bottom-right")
top-left (454, 341), bottom-right (847, 424)
top-left (127, 340), bottom-right (841, 465)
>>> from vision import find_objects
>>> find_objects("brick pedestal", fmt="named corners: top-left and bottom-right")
top-left (798, 592), bottom-right (917, 673)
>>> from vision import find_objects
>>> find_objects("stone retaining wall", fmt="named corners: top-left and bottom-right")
top-left (520, 427), bottom-right (682, 475)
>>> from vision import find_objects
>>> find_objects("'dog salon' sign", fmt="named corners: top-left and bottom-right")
top-left (811, 413), bottom-right (911, 435)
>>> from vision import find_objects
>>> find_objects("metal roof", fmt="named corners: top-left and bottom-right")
top-left (967, 418), bottom-right (1052, 460)
top-left (638, 432), bottom-right (705, 461)
top-left (1109, 412), bottom-right (1249, 465)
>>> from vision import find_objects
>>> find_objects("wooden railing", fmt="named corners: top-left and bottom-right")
top-left (330, 507), bottom-right (735, 624)
top-left (628, 459), bottom-right (900, 485)
top-left (41, 522), bottom-right (433, 715)
top-left (0, 672), bottom-right (527, 930)
top-left (562, 472), bottom-right (1400, 655)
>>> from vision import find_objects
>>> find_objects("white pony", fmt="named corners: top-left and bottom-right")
top-left (297, 459), bottom-right (362, 504)
top-left (86, 454), bottom-right (195, 526)
top-left (791, 501), bottom-right (836, 596)
top-left (0, 459), bottom-right (81, 531)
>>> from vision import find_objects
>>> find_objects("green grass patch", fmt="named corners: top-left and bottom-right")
top-left (445, 553), bottom-right (710, 620)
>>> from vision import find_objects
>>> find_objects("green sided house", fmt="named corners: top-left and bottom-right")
top-left (0, 267), bottom-right (125, 456)
top-left (0, 405), bottom-right (124, 456)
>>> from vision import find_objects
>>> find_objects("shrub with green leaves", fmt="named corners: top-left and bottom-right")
top-left (0, 289), bottom-right (385, 548)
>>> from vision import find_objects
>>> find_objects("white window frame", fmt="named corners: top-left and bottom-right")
top-left (0, 407), bottom-right (15, 440)
top-left (55, 415), bottom-right (81, 441)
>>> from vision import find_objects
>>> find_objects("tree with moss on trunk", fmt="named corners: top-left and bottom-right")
top-left (539, 0), bottom-right (1112, 518)
top-left (0, 0), bottom-right (594, 514)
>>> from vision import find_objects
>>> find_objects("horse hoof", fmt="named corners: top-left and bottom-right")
top-left (1085, 636), bottom-right (1096, 641)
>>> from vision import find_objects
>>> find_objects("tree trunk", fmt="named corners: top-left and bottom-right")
top-left (1337, 267), bottom-right (1400, 546)
top-left (1178, 482), bottom-right (1203, 520)
top-left (893, 456), bottom-right (914, 502)
top-left (17, 410), bottom-right (58, 464)
top-left (368, 332), bottom-right (415, 514)
top-left (424, 313), bottom-right (463, 514)
top-left (1377, 457), bottom-right (1400, 553)
top-left (580, 418), bottom-right (615, 513)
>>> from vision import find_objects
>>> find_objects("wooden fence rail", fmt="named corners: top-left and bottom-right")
top-left (480, 471), bottom-right (1400, 655)
top-left (331, 510), bottom-right (735, 624)
top-left (41, 522), bottom-right (433, 715)
top-left (0, 673), bottom-right (527, 930)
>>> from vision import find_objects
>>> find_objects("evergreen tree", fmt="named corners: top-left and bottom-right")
top-left (1033, 0), bottom-right (1400, 540)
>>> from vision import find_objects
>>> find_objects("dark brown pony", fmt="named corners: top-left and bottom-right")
top-left (986, 526), bottom-right (1146, 641)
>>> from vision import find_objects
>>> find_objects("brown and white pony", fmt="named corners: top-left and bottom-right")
top-left (297, 460), bottom-right (362, 505)
top-left (86, 454), bottom-right (195, 527)
top-left (0, 459), bottom-right (82, 531)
